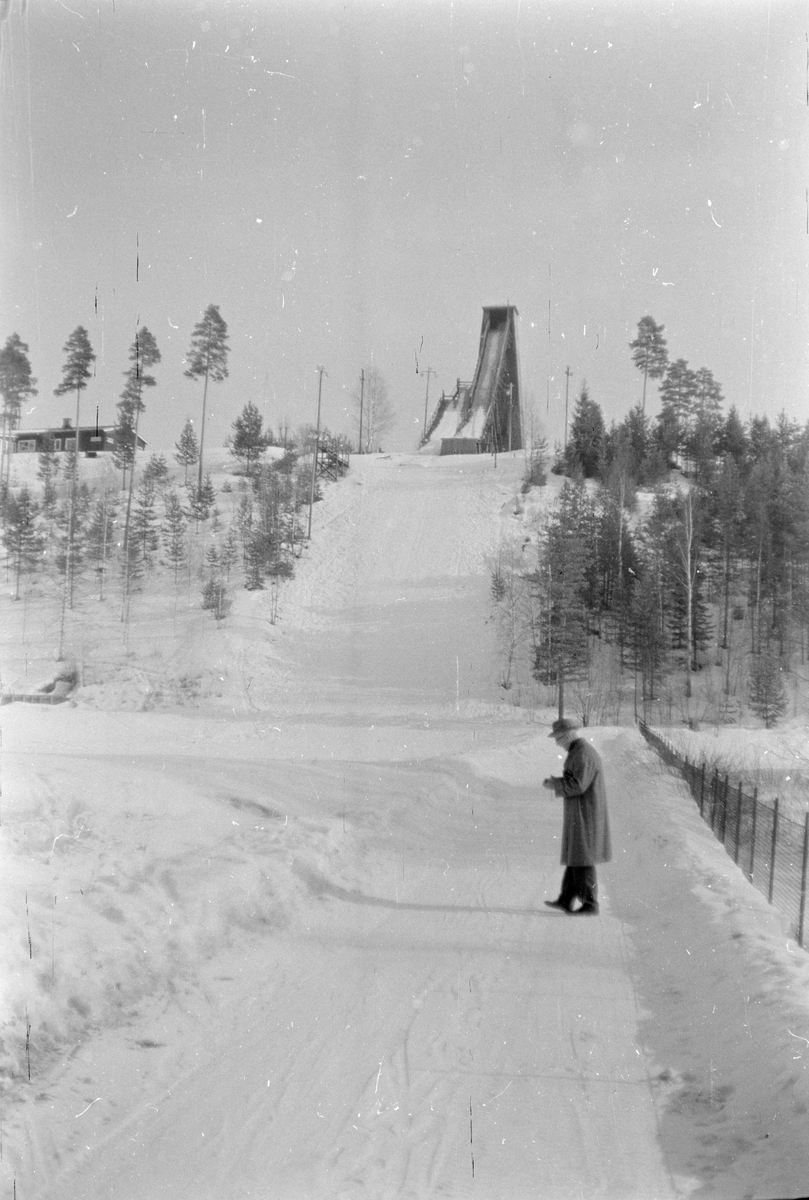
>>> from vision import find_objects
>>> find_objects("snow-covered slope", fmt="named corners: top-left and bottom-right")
top-left (2, 451), bottom-right (809, 1200)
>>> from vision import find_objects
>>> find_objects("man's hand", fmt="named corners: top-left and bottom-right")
top-left (542, 777), bottom-right (557, 792)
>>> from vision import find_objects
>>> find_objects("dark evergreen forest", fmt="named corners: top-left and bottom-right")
top-left (495, 316), bottom-right (808, 729)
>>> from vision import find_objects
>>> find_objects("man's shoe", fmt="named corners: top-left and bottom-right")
top-left (544, 899), bottom-right (570, 911)
top-left (570, 904), bottom-right (599, 915)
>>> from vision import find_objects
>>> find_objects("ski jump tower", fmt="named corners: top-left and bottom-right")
top-left (423, 305), bottom-right (523, 455)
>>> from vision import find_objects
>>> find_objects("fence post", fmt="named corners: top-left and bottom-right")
top-left (748, 787), bottom-right (758, 882)
top-left (710, 768), bottom-right (719, 830)
top-left (721, 774), bottom-right (730, 844)
top-left (734, 782), bottom-right (743, 864)
top-left (798, 812), bottom-right (809, 949)
top-left (700, 762), bottom-right (706, 816)
top-left (768, 798), bottom-right (779, 906)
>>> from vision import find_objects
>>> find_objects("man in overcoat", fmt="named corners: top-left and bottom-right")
top-left (542, 717), bottom-right (611, 915)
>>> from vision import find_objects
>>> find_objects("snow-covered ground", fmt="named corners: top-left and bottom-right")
top-left (652, 723), bottom-right (809, 821)
top-left (2, 451), bottom-right (809, 1199)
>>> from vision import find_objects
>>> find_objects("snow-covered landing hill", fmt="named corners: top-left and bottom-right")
top-left (2, 452), bottom-right (809, 1200)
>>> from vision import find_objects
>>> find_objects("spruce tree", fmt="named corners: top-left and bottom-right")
top-left (749, 647), bottom-right (787, 727)
top-left (142, 453), bottom-right (169, 488)
top-left (131, 477), bottom-right (159, 564)
top-left (173, 418), bottom-right (199, 485)
top-left (189, 474), bottom-right (216, 525)
top-left (717, 405), bottom-right (748, 464)
top-left (86, 488), bottom-right (119, 601)
top-left (37, 434), bottom-right (60, 520)
top-left (161, 490), bottom-right (188, 584)
top-left (2, 486), bottom-right (44, 600)
top-left (566, 384), bottom-right (605, 479)
top-left (221, 528), bottom-right (239, 579)
top-left (531, 481), bottom-right (592, 712)
top-left (629, 565), bottom-right (669, 719)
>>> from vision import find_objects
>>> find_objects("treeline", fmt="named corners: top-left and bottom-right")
top-left (0, 314), bottom-right (344, 643)
top-left (496, 316), bottom-right (809, 728)
top-left (1, 440), bottom-right (316, 628)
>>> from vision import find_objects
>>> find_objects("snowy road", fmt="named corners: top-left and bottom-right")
top-left (3, 453), bottom-right (809, 1199)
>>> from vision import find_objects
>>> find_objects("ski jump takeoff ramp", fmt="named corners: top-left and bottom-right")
top-left (424, 305), bottom-right (523, 455)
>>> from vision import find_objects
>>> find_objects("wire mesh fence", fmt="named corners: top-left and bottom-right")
top-left (638, 720), bottom-right (809, 948)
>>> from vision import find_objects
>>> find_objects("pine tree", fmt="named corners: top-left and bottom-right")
top-left (228, 401), bottom-right (271, 476)
top-left (184, 304), bottom-right (230, 491)
top-left (686, 367), bottom-right (723, 483)
top-left (54, 326), bottom-right (95, 608)
top-left (0, 333), bottom-right (38, 492)
top-left (118, 328), bottom-right (161, 553)
top-left (656, 359), bottom-right (697, 466)
top-left (112, 406), bottom-right (137, 491)
top-left (173, 418), bottom-right (199, 485)
top-left (629, 316), bottom-right (668, 415)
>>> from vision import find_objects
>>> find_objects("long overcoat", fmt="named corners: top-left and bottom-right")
top-left (555, 737), bottom-right (612, 866)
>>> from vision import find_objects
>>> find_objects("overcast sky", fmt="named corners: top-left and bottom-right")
top-left (1, 0), bottom-right (806, 457)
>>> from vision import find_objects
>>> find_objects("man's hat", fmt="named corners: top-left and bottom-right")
top-left (549, 717), bottom-right (578, 738)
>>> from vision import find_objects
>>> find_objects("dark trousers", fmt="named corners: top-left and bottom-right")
top-left (559, 865), bottom-right (598, 909)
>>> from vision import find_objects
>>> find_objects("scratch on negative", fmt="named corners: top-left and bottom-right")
top-left (52, 825), bottom-right (85, 852)
top-left (75, 1098), bottom-right (101, 1118)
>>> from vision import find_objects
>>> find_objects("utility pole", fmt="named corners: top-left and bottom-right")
top-left (307, 366), bottom-right (326, 541)
top-left (564, 364), bottom-right (571, 453)
top-left (358, 369), bottom-right (364, 454)
top-left (421, 367), bottom-right (436, 446)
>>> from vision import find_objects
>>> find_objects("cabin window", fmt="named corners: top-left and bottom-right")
top-left (16, 439), bottom-right (36, 452)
